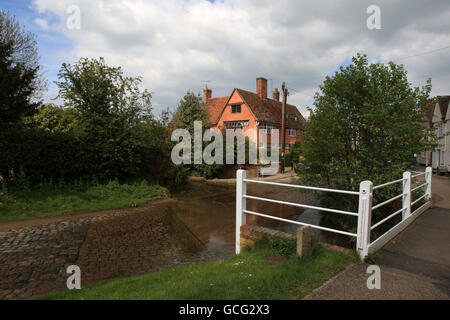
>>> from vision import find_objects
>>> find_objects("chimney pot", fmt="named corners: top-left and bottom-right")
top-left (256, 77), bottom-right (267, 99)
top-left (203, 85), bottom-right (212, 104)
top-left (273, 87), bottom-right (280, 101)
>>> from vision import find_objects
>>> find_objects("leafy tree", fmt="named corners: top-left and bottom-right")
top-left (298, 53), bottom-right (436, 233)
top-left (55, 57), bottom-right (167, 182)
top-left (0, 10), bottom-right (45, 97)
top-left (25, 104), bottom-right (78, 133)
top-left (56, 57), bottom-right (152, 127)
top-left (0, 40), bottom-right (40, 125)
top-left (171, 91), bottom-right (209, 133)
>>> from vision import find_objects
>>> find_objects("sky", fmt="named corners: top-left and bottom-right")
top-left (2, 0), bottom-right (450, 118)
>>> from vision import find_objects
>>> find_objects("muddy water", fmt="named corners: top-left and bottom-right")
top-left (169, 180), bottom-right (352, 261)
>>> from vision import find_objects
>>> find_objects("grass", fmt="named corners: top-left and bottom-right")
top-left (37, 238), bottom-right (359, 300)
top-left (0, 179), bottom-right (165, 223)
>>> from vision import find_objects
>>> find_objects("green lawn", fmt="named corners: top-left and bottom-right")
top-left (0, 180), bottom-right (165, 223)
top-left (38, 239), bottom-right (358, 300)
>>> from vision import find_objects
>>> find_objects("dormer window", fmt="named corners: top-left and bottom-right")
top-left (231, 104), bottom-right (241, 113)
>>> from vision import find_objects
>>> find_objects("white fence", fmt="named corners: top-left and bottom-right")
top-left (235, 167), bottom-right (432, 258)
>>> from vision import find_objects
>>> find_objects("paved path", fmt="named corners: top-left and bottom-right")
top-left (305, 174), bottom-right (450, 300)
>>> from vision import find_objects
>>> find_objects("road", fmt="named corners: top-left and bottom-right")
top-left (305, 173), bottom-right (450, 300)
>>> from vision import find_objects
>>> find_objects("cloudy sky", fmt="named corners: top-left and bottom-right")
top-left (4, 0), bottom-right (450, 118)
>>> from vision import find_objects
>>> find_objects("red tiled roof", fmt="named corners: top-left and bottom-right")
top-left (235, 89), bottom-right (305, 129)
top-left (204, 97), bottom-right (228, 124)
top-left (204, 88), bottom-right (306, 129)
top-left (205, 88), bottom-right (306, 129)
top-left (437, 96), bottom-right (450, 119)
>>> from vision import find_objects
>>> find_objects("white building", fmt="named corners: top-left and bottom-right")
top-left (431, 96), bottom-right (450, 174)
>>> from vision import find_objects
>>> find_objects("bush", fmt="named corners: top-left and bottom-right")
top-left (254, 234), bottom-right (297, 258)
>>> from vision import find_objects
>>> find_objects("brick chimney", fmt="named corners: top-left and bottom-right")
top-left (256, 77), bottom-right (267, 99)
top-left (273, 87), bottom-right (280, 101)
top-left (203, 85), bottom-right (212, 104)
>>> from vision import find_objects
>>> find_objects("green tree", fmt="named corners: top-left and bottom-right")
top-left (55, 57), bottom-right (166, 181)
top-left (56, 57), bottom-right (152, 126)
top-left (0, 10), bottom-right (45, 96)
top-left (171, 91), bottom-right (209, 133)
top-left (0, 40), bottom-right (40, 125)
top-left (25, 104), bottom-right (78, 133)
top-left (170, 91), bottom-right (217, 177)
top-left (298, 53), bottom-right (435, 232)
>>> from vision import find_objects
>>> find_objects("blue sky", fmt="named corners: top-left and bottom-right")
top-left (3, 0), bottom-right (74, 101)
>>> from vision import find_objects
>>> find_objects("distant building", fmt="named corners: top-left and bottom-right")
top-left (417, 101), bottom-right (434, 166)
top-left (203, 77), bottom-right (305, 151)
top-left (431, 96), bottom-right (450, 174)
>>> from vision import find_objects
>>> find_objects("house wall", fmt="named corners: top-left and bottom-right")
top-left (431, 103), bottom-right (450, 172)
top-left (213, 90), bottom-right (301, 152)
top-left (214, 90), bottom-right (258, 144)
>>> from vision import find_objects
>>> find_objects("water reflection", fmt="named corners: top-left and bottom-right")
top-left (169, 180), bottom-right (352, 262)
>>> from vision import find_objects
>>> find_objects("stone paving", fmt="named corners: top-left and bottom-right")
top-left (0, 205), bottom-right (234, 300)
top-left (0, 219), bottom-right (91, 299)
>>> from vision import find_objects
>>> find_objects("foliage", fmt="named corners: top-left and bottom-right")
top-left (0, 179), bottom-right (165, 222)
top-left (1, 57), bottom-right (176, 190)
top-left (37, 242), bottom-right (357, 300)
top-left (0, 40), bottom-right (40, 125)
top-left (0, 126), bottom-right (81, 183)
top-left (54, 57), bottom-right (170, 182)
top-left (25, 103), bottom-right (78, 133)
top-left (169, 91), bottom-right (222, 178)
top-left (170, 91), bottom-right (209, 133)
top-left (0, 10), bottom-right (45, 97)
top-left (298, 53), bottom-right (436, 231)
top-left (165, 164), bottom-right (189, 192)
top-left (254, 234), bottom-right (298, 258)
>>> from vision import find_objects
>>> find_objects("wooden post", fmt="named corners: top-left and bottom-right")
top-left (280, 82), bottom-right (287, 174)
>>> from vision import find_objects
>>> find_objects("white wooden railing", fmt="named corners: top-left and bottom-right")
top-left (235, 167), bottom-right (432, 258)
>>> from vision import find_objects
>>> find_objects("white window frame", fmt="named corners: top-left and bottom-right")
top-left (261, 123), bottom-right (275, 134)
top-left (288, 128), bottom-right (296, 137)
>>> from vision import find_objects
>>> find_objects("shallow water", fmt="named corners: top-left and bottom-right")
top-left (170, 180), bottom-right (352, 260)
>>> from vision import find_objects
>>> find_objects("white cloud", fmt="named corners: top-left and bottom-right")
top-left (31, 0), bottom-right (450, 118)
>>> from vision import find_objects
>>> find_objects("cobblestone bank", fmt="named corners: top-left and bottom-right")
top-left (75, 207), bottom-right (232, 283)
top-left (0, 219), bottom-right (91, 299)
top-left (0, 205), bottom-right (234, 300)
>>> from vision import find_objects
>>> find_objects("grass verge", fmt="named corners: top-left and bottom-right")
top-left (37, 238), bottom-right (358, 300)
top-left (0, 179), bottom-right (165, 223)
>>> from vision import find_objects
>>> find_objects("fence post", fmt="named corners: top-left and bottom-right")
top-left (235, 169), bottom-right (247, 254)
top-left (357, 180), bottom-right (373, 259)
top-left (425, 166), bottom-right (432, 201)
top-left (402, 171), bottom-right (411, 220)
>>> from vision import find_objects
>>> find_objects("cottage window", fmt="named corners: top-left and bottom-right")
top-left (288, 128), bottom-right (296, 137)
top-left (224, 120), bottom-right (249, 128)
top-left (231, 104), bottom-right (241, 113)
top-left (261, 123), bottom-right (275, 134)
